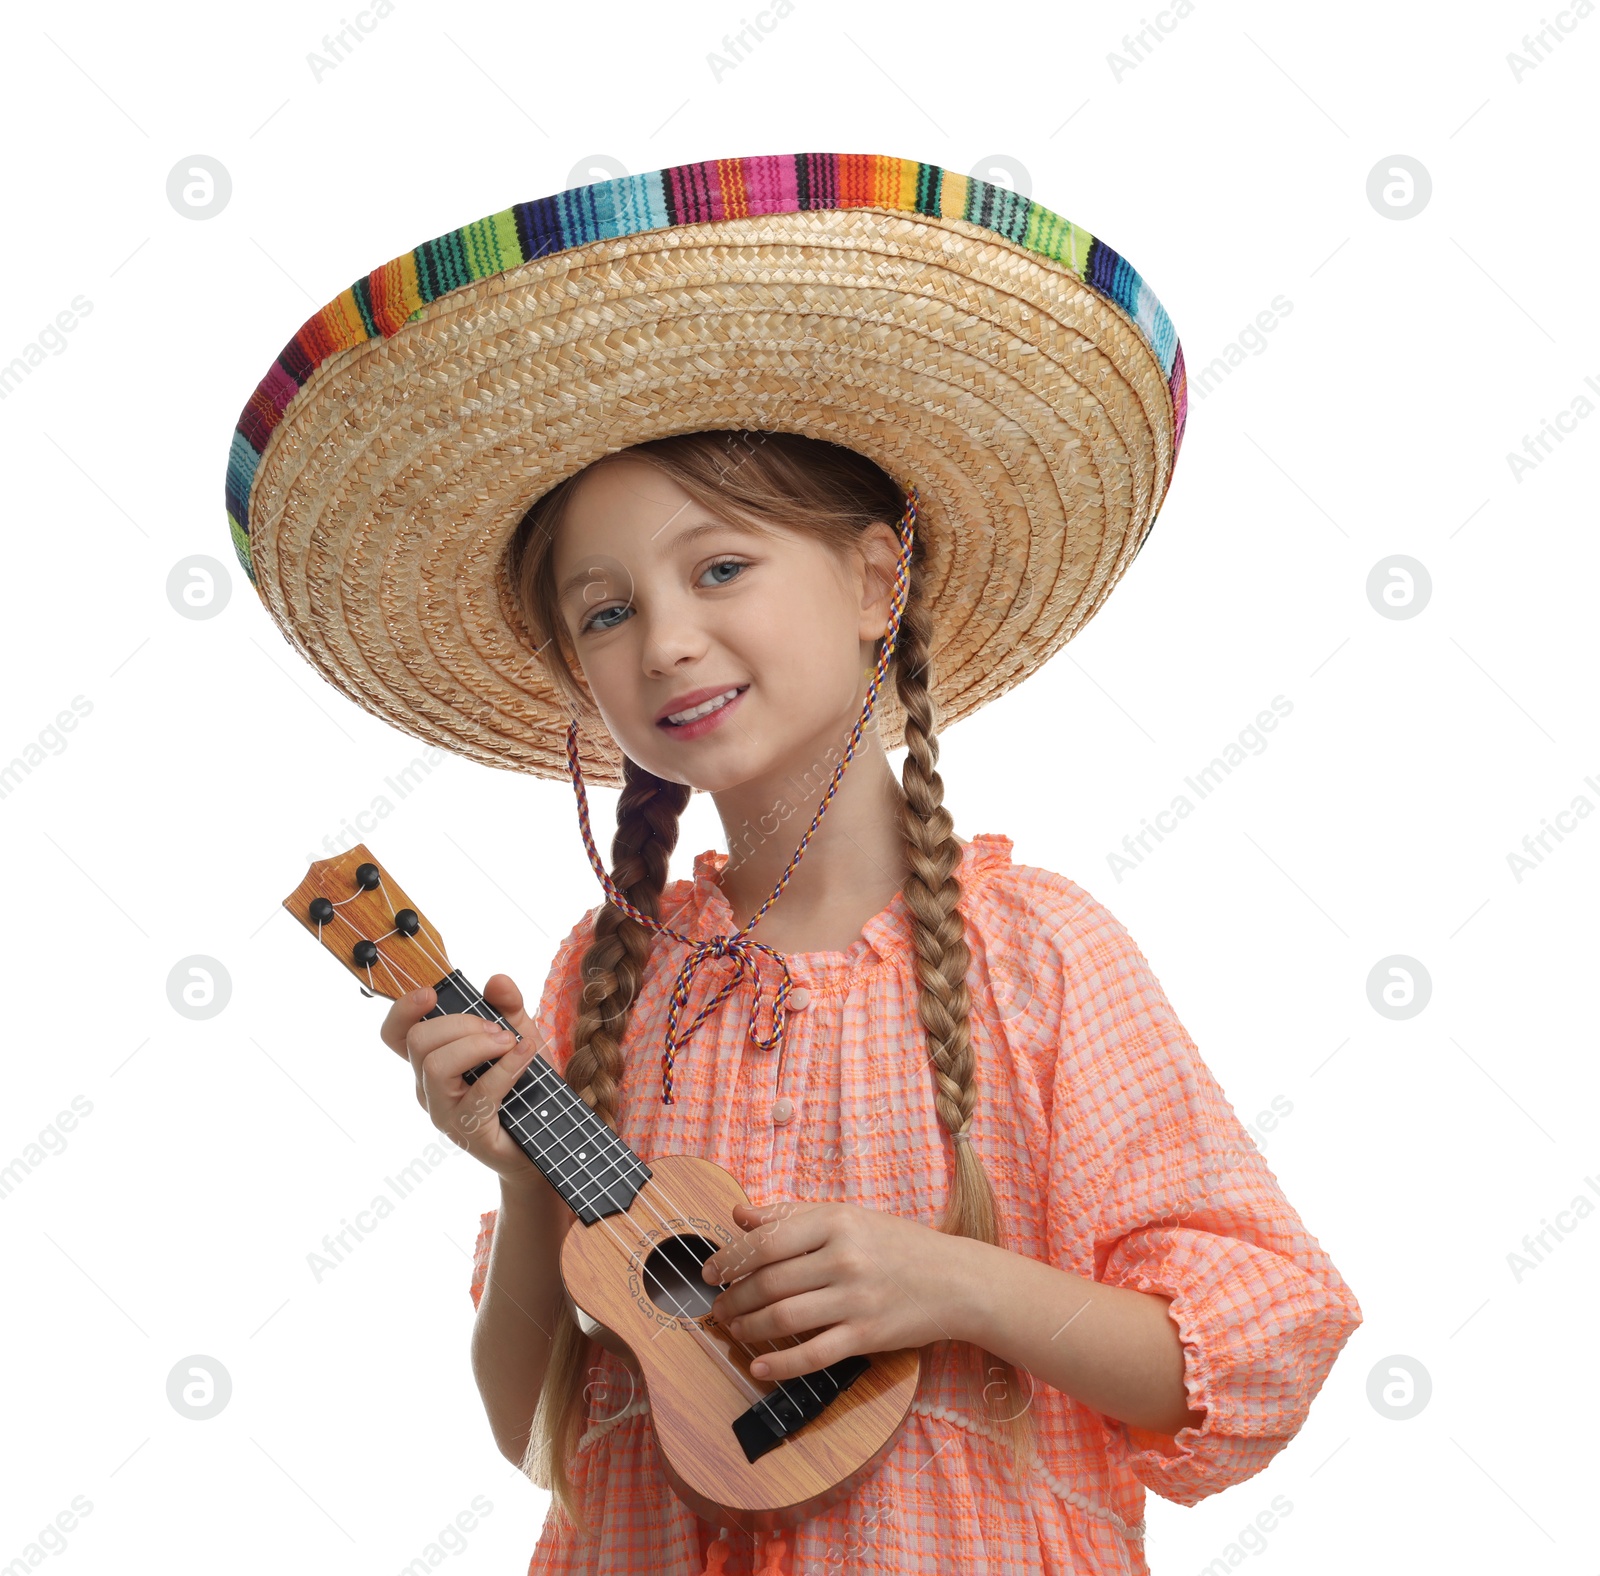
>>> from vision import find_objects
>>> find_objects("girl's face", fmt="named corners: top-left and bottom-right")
top-left (550, 457), bottom-right (899, 792)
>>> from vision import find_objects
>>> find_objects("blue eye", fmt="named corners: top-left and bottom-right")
top-left (581, 603), bottom-right (630, 633)
top-left (703, 558), bottom-right (747, 586)
top-left (577, 560), bottom-right (748, 634)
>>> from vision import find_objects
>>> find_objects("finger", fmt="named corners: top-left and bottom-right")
top-left (702, 1200), bottom-right (821, 1286)
top-left (712, 1249), bottom-right (834, 1323)
top-left (743, 1318), bottom-right (856, 1383)
top-left (452, 1033), bottom-right (541, 1146)
top-left (405, 1008), bottom-right (520, 1065)
top-left (380, 987), bottom-right (437, 1057)
top-left (480, 974), bottom-right (540, 1042)
top-left (418, 1022), bottom-right (525, 1088)
top-left (728, 1289), bottom-right (838, 1345)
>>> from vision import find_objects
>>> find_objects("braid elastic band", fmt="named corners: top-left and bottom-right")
top-left (564, 487), bottom-right (920, 1106)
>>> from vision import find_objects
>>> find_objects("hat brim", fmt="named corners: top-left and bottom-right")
top-left (228, 154), bottom-right (1186, 787)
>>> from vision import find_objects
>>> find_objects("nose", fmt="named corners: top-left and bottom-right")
top-left (638, 593), bottom-right (711, 676)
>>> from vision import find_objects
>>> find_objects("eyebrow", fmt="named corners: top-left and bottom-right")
top-left (555, 517), bottom-right (761, 601)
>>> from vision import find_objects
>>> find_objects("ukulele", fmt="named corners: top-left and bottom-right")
top-left (284, 844), bottom-right (920, 1536)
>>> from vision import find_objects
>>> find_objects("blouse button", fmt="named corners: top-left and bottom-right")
top-left (786, 987), bottom-right (811, 1011)
top-left (770, 1097), bottom-right (796, 1124)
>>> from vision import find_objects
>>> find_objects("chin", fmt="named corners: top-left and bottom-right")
top-left (617, 737), bottom-right (731, 791)
top-left (625, 747), bottom-right (696, 787)
top-left (642, 739), bottom-right (780, 796)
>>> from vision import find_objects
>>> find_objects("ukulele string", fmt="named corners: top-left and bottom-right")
top-left (382, 906), bottom-right (834, 1429)
top-left (317, 901), bottom-right (831, 1429)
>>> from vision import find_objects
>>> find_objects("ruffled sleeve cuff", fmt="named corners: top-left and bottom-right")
top-left (1094, 1225), bottom-right (1362, 1506)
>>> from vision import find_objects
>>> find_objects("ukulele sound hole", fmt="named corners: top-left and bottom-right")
top-left (641, 1233), bottom-right (720, 1320)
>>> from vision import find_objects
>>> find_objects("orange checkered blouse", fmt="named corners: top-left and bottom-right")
top-left (469, 833), bottom-right (1362, 1575)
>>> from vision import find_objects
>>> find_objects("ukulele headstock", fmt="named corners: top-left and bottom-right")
top-left (283, 845), bottom-right (451, 1001)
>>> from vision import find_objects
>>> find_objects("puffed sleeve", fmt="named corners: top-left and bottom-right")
top-left (467, 904), bottom-right (598, 1310)
top-left (1034, 877), bottom-right (1363, 1505)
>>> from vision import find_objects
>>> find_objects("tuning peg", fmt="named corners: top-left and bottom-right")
top-left (395, 908), bottom-right (421, 936)
top-left (308, 897), bottom-right (335, 924)
top-left (355, 863), bottom-right (381, 891)
top-left (353, 939), bottom-right (379, 967)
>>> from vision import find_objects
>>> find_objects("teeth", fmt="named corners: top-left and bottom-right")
top-left (666, 687), bottom-right (741, 725)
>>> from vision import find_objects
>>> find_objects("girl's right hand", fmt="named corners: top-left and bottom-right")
top-left (379, 973), bottom-right (547, 1188)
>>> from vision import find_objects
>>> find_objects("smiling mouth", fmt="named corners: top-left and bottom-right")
top-left (660, 685), bottom-right (748, 728)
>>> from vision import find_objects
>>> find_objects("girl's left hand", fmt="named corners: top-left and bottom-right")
top-left (700, 1199), bottom-right (966, 1381)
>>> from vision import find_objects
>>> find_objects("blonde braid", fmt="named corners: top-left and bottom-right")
top-left (891, 543), bottom-right (1037, 1476)
top-left (521, 753), bottom-right (691, 1536)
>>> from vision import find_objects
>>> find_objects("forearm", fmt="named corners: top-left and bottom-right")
top-left (942, 1236), bottom-right (1205, 1438)
top-left (469, 1176), bottom-right (576, 1464)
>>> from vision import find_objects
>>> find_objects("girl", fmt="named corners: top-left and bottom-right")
top-left (228, 154), bottom-right (1362, 1576)
top-left (388, 428), bottom-right (1360, 1574)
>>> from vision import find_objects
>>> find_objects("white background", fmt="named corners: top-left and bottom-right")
top-left (1, 0), bottom-right (1594, 1571)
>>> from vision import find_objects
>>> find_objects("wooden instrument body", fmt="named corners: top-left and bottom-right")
top-left (560, 1153), bottom-right (921, 1538)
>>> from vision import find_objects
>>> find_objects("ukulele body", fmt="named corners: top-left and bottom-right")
top-left (559, 1153), bottom-right (922, 1538)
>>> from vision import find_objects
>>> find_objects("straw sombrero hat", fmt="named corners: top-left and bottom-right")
top-left (226, 151), bottom-right (1187, 788)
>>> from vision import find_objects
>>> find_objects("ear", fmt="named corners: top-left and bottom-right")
top-left (854, 520), bottom-right (905, 643)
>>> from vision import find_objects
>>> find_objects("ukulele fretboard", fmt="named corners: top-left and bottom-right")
top-left (429, 970), bottom-right (652, 1224)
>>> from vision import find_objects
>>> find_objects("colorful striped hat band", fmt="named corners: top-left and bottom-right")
top-left (226, 151), bottom-right (1187, 793)
top-left (563, 487), bottom-right (920, 1107)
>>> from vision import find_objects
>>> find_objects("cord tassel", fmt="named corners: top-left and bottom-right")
top-left (700, 1528), bottom-right (732, 1575)
top-left (697, 1528), bottom-right (789, 1574)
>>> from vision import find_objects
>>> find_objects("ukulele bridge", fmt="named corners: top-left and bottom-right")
top-left (731, 1354), bottom-right (873, 1463)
